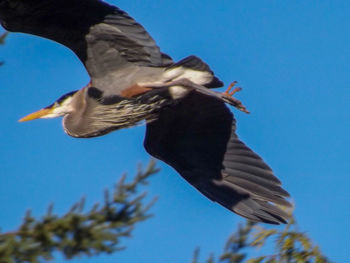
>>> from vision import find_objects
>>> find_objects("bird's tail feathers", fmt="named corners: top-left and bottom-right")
top-left (165, 55), bottom-right (223, 88)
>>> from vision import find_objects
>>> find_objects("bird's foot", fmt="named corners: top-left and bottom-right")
top-left (223, 81), bottom-right (241, 96)
top-left (222, 81), bottom-right (250, 114)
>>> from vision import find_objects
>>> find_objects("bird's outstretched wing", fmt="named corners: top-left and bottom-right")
top-left (0, 0), bottom-right (172, 79)
top-left (144, 92), bottom-right (291, 224)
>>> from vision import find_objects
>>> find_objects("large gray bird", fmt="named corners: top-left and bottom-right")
top-left (0, 0), bottom-right (291, 224)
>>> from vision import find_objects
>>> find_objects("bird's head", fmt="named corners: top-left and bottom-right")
top-left (19, 90), bottom-right (78, 122)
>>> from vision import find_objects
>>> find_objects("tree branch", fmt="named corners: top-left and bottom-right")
top-left (194, 211), bottom-right (332, 263)
top-left (0, 160), bottom-right (159, 262)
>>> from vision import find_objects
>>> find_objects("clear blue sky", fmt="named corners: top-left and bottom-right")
top-left (1, 0), bottom-right (350, 262)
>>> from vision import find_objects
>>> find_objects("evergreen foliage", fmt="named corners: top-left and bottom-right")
top-left (193, 215), bottom-right (331, 263)
top-left (0, 161), bottom-right (159, 262)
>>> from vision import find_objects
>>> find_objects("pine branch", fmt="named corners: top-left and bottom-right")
top-left (0, 160), bottom-right (159, 262)
top-left (194, 212), bottom-right (332, 263)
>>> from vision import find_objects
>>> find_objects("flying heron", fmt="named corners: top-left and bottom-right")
top-left (0, 0), bottom-right (291, 224)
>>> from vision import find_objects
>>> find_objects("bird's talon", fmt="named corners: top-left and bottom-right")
top-left (224, 81), bottom-right (238, 95)
top-left (228, 87), bottom-right (242, 96)
top-left (222, 82), bottom-right (249, 114)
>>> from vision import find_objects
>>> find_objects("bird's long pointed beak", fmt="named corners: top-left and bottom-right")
top-left (18, 106), bottom-right (54, 122)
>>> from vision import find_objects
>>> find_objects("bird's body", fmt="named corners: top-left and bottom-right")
top-left (55, 55), bottom-right (223, 138)
top-left (62, 86), bottom-right (171, 138)
top-left (0, 0), bottom-right (292, 224)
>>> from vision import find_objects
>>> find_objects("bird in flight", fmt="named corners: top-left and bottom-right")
top-left (0, 0), bottom-right (291, 224)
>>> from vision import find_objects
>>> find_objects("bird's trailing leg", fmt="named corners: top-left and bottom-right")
top-left (221, 81), bottom-right (249, 113)
top-left (131, 78), bottom-right (250, 113)
top-left (170, 79), bottom-right (250, 113)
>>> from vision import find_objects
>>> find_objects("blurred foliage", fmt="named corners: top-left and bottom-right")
top-left (193, 215), bottom-right (332, 263)
top-left (0, 31), bottom-right (7, 66)
top-left (0, 160), bottom-right (159, 262)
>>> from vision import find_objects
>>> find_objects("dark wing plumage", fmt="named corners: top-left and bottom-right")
top-left (144, 92), bottom-right (291, 224)
top-left (0, 0), bottom-right (172, 79)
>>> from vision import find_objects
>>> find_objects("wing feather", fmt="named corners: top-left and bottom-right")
top-left (144, 92), bottom-right (291, 224)
top-left (0, 0), bottom-right (172, 79)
